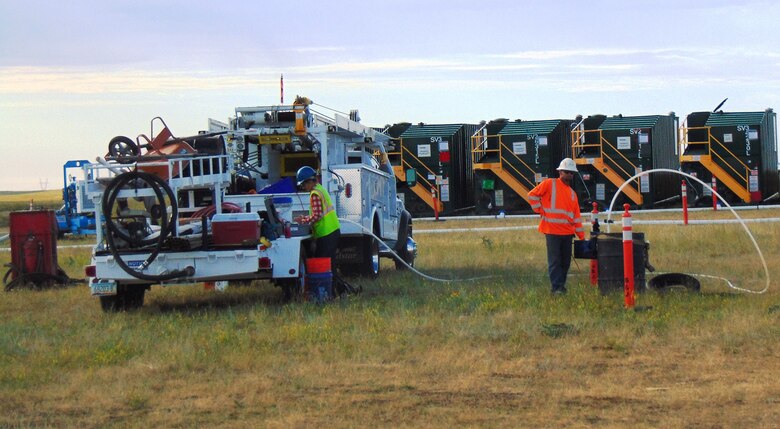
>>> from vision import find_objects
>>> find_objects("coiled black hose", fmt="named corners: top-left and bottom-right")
top-left (101, 171), bottom-right (194, 282)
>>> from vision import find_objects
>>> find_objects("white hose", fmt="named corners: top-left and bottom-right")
top-left (338, 218), bottom-right (498, 283)
top-left (605, 168), bottom-right (770, 294)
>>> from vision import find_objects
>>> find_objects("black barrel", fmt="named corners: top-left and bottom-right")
top-left (596, 232), bottom-right (648, 295)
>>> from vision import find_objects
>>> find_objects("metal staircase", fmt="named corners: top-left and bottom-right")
top-left (387, 139), bottom-right (443, 212)
top-left (571, 128), bottom-right (643, 205)
top-left (470, 128), bottom-right (537, 203)
top-left (679, 124), bottom-right (751, 203)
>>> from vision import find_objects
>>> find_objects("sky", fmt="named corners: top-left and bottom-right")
top-left (1, 0), bottom-right (779, 191)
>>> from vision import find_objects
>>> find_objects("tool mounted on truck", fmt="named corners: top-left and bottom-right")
top-left (83, 98), bottom-right (416, 311)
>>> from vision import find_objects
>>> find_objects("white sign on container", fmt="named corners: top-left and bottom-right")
top-left (637, 167), bottom-right (649, 193)
top-left (617, 136), bottom-right (631, 150)
top-left (512, 141), bottom-right (527, 155)
top-left (538, 136), bottom-right (548, 146)
top-left (596, 183), bottom-right (606, 201)
top-left (418, 144), bottom-right (431, 157)
top-left (495, 189), bottom-right (504, 207)
top-left (724, 133), bottom-right (733, 143)
top-left (749, 170), bottom-right (759, 191)
top-left (440, 184), bottom-right (450, 202)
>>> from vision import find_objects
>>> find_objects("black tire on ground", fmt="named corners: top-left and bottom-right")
top-left (99, 284), bottom-right (147, 312)
top-left (394, 240), bottom-right (415, 270)
top-left (360, 235), bottom-right (380, 279)
top-left (394, 216), bottom-right (414, 270)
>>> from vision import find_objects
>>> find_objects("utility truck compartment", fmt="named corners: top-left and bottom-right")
top-left (211, 212), bottom-right (260, 246)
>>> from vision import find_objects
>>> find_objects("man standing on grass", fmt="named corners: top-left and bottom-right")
top-left (528, 158), bottom-right (585, 295)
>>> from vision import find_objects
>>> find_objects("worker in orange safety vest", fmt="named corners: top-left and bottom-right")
top-left (528, 158), bottom-right (585, 294)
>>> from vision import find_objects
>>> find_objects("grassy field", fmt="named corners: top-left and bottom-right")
top-left (1, 211), bottom-right (779, 428)
top-left (0, 190), bottom-right (63, 230)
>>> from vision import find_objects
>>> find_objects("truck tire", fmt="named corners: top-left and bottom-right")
top-left (394, 212), bottom-right (414, 270)
top-left (394, 237), bottom-right (416, 270)
top-left (360, 235), bottom-right (380, 279)
top-left (99, 284), bottom-right (147, 312)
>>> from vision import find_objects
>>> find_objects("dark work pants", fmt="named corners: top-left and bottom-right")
top-left (545, 233), bottom-right (574, 292)
top-left (314, 229), bottom-right (341, 259)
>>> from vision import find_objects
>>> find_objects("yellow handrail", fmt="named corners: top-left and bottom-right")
top-left (391, 138), bottom-right (441, 201)
top-left (600, 135), bottom-right (641, 184)
top-left (708, 132), bottom-right (750, 188)
top-left (471, 134), bottom-right (492, 164)
top-left (679, 126), bottom-right (750, 189)
top-left (571, 129), bottom-right (640, 188)
top-left (496, 137), bottom-right (537, 189)
top-left (471, 134), bottom-right (537, 189)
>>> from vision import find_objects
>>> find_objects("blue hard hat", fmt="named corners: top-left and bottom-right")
top-left (296, 166), bottom-right (317, 186)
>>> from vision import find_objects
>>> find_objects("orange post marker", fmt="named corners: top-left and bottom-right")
top-left (622, 204), bottom-right (635, 309)
top-left (589, 202), bottom-right (598, 286)
top-left (712, 177), bottom-right (718, 211)
top-left (432, 188), bottom-right (439, 221)
top-left (681, 180), bottom-right (689, 226)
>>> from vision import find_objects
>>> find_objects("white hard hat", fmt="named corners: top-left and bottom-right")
top-left (556, 158), bottom-right (578, 173)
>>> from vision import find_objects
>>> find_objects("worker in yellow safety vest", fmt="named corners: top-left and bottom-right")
top-left (528, 158), bottom-right (585, 295)
top-left (293, 166), bottom-right (341, 258)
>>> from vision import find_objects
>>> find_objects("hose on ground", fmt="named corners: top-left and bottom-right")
top-left (606, 168), bottom-right (769, 294)
top-left (338, 218), bottom-right (498, 283)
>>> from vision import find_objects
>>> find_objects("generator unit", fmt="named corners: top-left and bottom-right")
top-left (386, 123), bottom-right (478, 217)
top-left (572, 113), bottom-right (679, 210)
top-left (679, 108), bottom-right (778, 204)
top-left (472, 118), bottom-right (574, 214)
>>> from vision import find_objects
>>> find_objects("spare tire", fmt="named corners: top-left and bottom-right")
top-left (648, 273), bottom-right (700, 293)
top-left (108, 136), bottom-right (140, 164)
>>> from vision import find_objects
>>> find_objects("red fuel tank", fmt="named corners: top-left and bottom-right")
top-left (9, 211), bottom-right (59, 282)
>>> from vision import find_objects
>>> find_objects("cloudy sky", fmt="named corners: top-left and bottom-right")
top-left (1, 0), bottom-right (779, 190)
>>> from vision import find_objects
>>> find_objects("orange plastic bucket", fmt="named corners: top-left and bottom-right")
top-left (305, 257), bottom-right (331, 274)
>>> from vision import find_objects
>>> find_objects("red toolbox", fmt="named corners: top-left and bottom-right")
top-left (211, 213), bottom-right (260, 246)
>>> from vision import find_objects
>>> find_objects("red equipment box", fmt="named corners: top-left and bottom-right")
top-left (211, 213), bottom-right (260, 246)
top-left (8, 210), bottom-right (59, 281)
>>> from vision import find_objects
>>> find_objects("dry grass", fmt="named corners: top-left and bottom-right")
top-left (0, 190), bottom-right (61, 204)
top-left (1, 212), bottom-right (779, 428)
top-left (0, 190), bottom-right (63, 230)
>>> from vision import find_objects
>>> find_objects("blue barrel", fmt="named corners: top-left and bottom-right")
top-left (306, 272), bottom-right (333, 303)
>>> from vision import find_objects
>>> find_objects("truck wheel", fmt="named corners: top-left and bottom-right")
top-left (360, 236), bottom-right (380, 279)
top-left (99, 284), bottom-right (147, 312)
top-left (394, 237), bottom-right (416, 270)
top-left (394, 214), bottom-right (414, 270)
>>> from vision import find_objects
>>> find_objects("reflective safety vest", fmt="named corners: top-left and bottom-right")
top-left (310, 183), bottom-right (340, 238)
top-left (528, 178), bottom-right (585, 238)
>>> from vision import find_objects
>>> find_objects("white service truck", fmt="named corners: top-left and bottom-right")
top-left (83, 101), bottom-right (416, 311)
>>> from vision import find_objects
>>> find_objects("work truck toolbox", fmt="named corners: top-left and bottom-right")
top-left (211, 212), bottom-right (260, 246)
